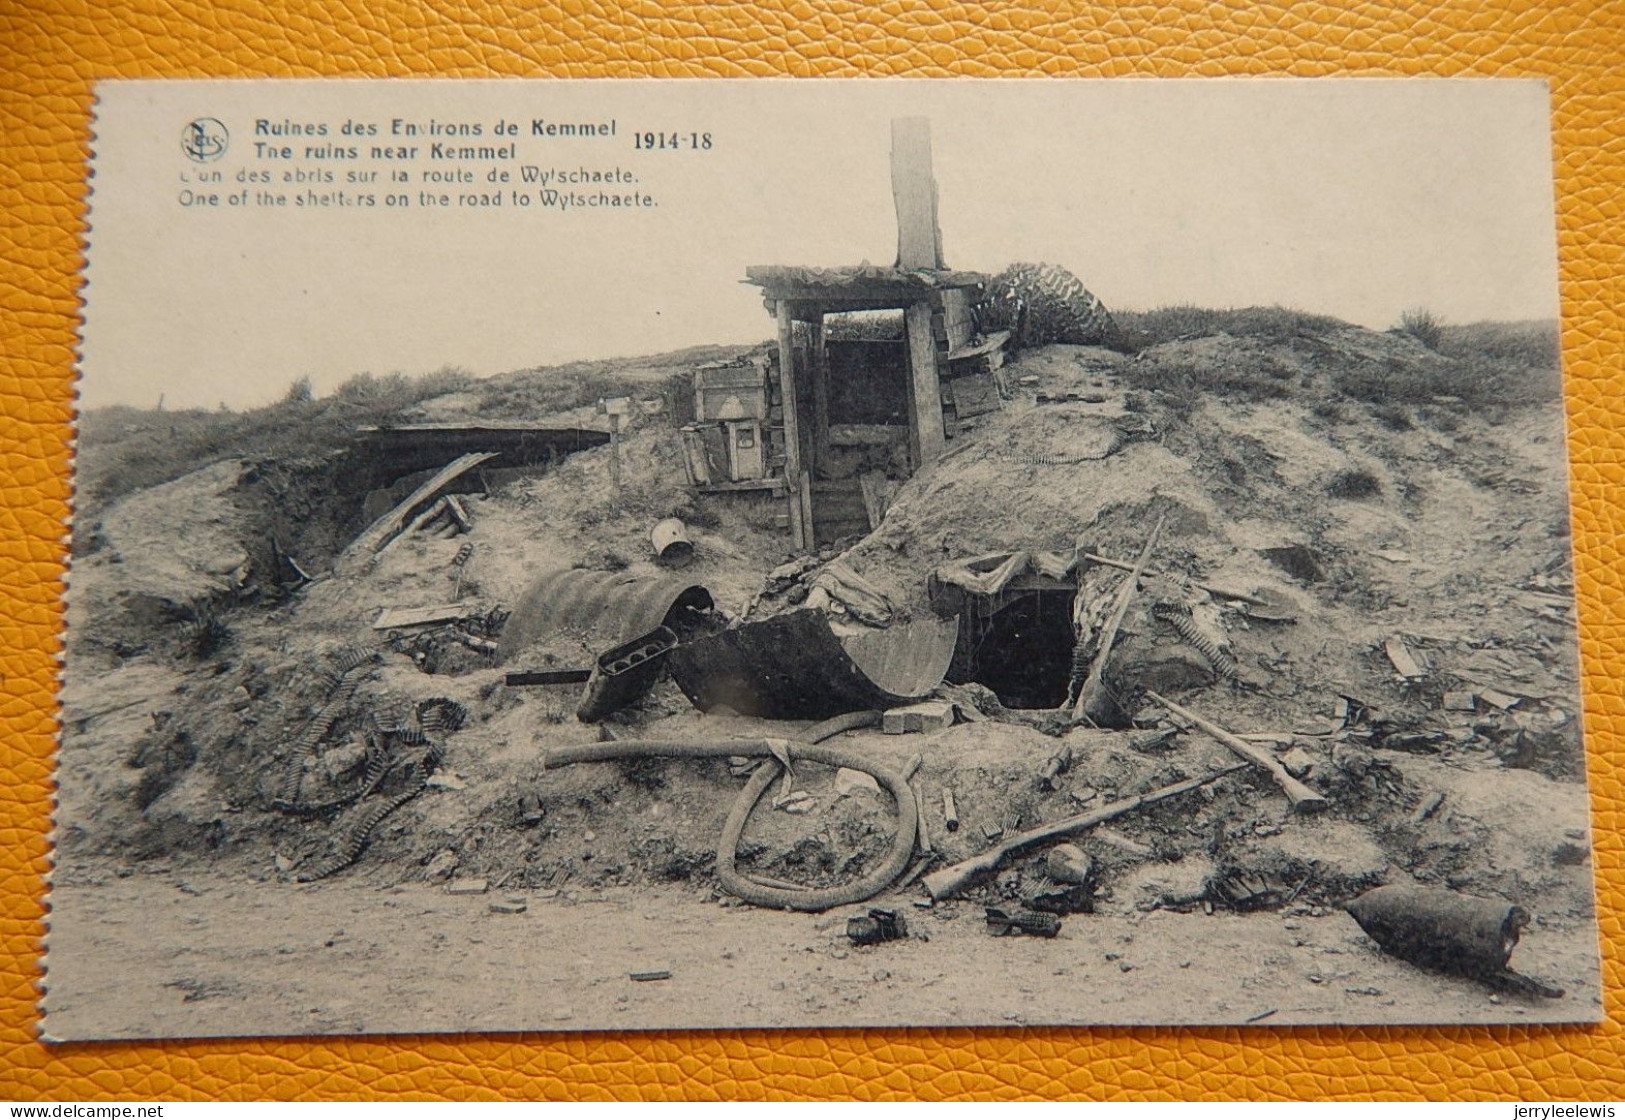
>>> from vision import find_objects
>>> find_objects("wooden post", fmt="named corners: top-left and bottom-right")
top-left (775, 300), bottom-right (806, 551)
top-left (905, 299), bottom-right (944, 468)
top-left (890, 117), bottom-right (943, 269)
top-left (809, 314), bottom-right (830, 474)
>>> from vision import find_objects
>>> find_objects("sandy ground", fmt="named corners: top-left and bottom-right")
top-left (42, 864), bottom-right (1601, 1041)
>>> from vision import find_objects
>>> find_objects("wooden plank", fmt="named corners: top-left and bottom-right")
top-left (775, 301), bottom-right (805, 551)
top-left (859, 475), bottom-right (889, 530)
top-left (338, 452), bottom-right (497, 572)
top-left (905, 300), bottom-right (945, 468)
top-left (890, 117), bottom-right (943, 269)
top-left (939, 289), bottom-right (975, 351)
top-left (1383, 637), bottom-right (1425, 678)
top-left (374, 496), bottom-right (450, 561)
top-left (949, 374), bottom-right (1002, 419)
top-left (696, 478), bottom-right (787, 495)
top-left (373, 603), bottom-right (479, 630)
top-left (809, 315), bottom-right (830, 472)
top-left (798, 470), bottom-right (814, 552)
top-left (505, 669), bottom-right (592, 686)
top-left (946, 329), bottom-right (1012, 362)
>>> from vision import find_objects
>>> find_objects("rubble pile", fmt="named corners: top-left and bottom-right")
top-left (62, 314), bottom-right (1589, 1000)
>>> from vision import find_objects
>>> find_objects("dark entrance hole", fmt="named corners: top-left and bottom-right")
top-left (948, 590), bottom-right (1077, 710)
top-left (1260, 544), bottom-right (1324, 583)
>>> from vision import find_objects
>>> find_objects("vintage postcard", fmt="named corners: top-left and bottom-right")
top-left (49, 79), bottom-right (1598, 1039)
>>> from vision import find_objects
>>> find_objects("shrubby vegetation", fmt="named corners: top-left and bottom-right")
top-left (77, 366), bottom-right (474, 517)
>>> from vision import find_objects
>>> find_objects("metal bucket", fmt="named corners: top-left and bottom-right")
top-left (650, 518), bottom-right (694, 568)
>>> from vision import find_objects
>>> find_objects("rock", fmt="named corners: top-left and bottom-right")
top-left (1126, 856), bottom-right (1214, 909)
top-left (1279, 746), bottom-right (1316, 779)
top-left (1043, 843), bottom-right (1094, 885)
top-left (834, 768), bottom-right (882, 797)
top-left (320, 738), bottom-right (368, 783)
top-left (882, 700), bottom-right (956, 735)
top-left (446, 879), bottom-right (488, 895)
top-left (423, 849), bottom-right (460, 881)
top-left (489, 900), bottom-right (527, 914)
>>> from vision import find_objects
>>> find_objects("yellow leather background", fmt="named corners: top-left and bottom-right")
top-left (4, 0), bottom-right (1622, 1100)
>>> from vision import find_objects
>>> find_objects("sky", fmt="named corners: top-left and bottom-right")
top-left (80, 79), bottom-right (1561, 410)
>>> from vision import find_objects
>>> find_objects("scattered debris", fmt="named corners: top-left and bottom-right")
top-left (1442, 691), bottom-right (1477, 712)
top-left (629, 968), bottom-right (673, 982)
top-left (1023, 843), bottom-right (1096, 914)
top-left (446, 879), bottom-right (489, 895)
top-left (1412, 791), bottom-right (1446, 824)
top-left (1147, 692), bottom-right (1328, 812)
top-left (1073, 513), bottom-right (1166, 725)
top-left (1092, 827), bottom-right (1154, 860)
top-left (545, 711), bottom-right (918, 912)
top-left (337, 452), bottom-right (498, 572)
top-left (847, 907), bottom-right (909, 946)
top-left (1383, 638), bottom-right (1425, 680)
top-left (985, 906), bottom-right (1061, 938)
top-left (942, 790), bottom-right (959, 832)
top-left (922, 763), bottom-right (1245, 901)
top-left (808, 561), bottom-right (894, 627)
top-left (489, 900), bottom-right (528, 915)
top-left (1039, 745), bottom-right (1073, 790)
top-left (373, 603), bottom-right (480, 630)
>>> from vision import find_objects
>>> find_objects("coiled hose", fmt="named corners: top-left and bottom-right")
top-left (544, 710), bottom-right (917, 912)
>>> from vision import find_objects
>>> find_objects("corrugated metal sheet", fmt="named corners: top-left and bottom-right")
top-left (498, 569), bottom-right (713, 662)
top-left (668, 609), bottom-right (959, 720)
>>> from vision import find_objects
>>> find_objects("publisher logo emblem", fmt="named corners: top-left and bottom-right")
top-left (181, 118), bottom-right (229, 163)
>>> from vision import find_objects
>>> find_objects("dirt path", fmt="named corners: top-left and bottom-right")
top-left (42, 867), bottom-right (1599, 1040)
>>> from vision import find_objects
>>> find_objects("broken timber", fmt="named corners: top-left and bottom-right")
top-left (921, 763), bottom-right (1247, 901)
top-left (1145, 691), bottom-right (1329, 812)
top-left (373, 603), bottom-right (480, 630)
top-left (337, 452), bottom-right (497, 574)
top-left (1384, 637), bottom-right (1425, 679)
top-left (1073, 513), bottom-right (1165, 724)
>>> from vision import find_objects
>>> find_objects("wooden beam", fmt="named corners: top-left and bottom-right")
top-left (905, 299), bottom-right (945, 468)
top-left (776, 301), bottom-right (806, 551)
top-left (809, 314), bottom-right (830, 473)
top-left (891, 117), bottom-right (943, 270)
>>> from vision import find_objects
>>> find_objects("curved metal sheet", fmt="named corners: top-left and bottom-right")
top-left (668, 609), bottom-right (959, 720)
top-left (498, 568), bottom-right (713, 662)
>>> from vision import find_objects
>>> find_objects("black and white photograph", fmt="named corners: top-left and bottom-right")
top-left (48, 78), bottom-right (1599, 1039)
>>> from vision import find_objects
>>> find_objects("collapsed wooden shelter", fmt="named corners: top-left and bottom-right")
top-left (743, 118), bottom-right (993, 551)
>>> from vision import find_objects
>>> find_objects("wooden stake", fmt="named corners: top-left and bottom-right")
top-left (1145, 690), bottom-right (1329, 812)
top-left (922, 763), bottom-right (1247, 900)
top-left (1072, 513), bottom-right (1166, 724)
top-left (776, 301), bottom-right (805, 551)
top-left (905, 300), bottom-right (944, 469)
